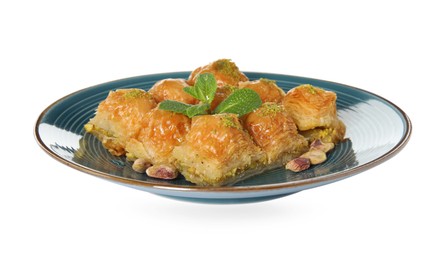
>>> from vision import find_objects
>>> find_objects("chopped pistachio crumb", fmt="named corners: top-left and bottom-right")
top-left (259, 78), bottom-right (276, 85)
top-left (84, 123), bottom-right (94, 132)
top-left (126, 152), bottom-right (137, 161)
top-left (300, 84), bottom-right (324, 95)
top-left (319, 128), bottom-right (333, 138)
top-left (220, 114), bottom-right (241, 129)
top-left (123, 89), bottom-right (146, 99)
top-left (214, 59), bottom-right (241, 80)
top-left (259, 103), bottom-right (283, 116)
top-left (306, 85), bottom-right (317, 94)
top-left (222, 85), bottom-right (239, 93)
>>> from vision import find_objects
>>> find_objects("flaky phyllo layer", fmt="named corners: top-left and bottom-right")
top-left (85, 59), bottom-right (346, 186)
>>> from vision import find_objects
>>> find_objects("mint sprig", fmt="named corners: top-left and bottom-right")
top-left (158, 72), bottom-right (262, 118)
top-left (214, 88), bottom-right (262, 117)
top-left (183, 103), bottom-right (210, 118)
top-left (158, 100), bottom-right (191, 114)
top-left (183, 73), bottom-right (217, 104)
top-left (158, 101), bottom-right (210, 118)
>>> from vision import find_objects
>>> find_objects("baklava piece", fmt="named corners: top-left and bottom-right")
top-left (84, 89), bottom-right (157, 156)
top-left (243, 103), bottom-right (308, 165)
top-left (282, 84), bottom-right (345, 144)
top-left (172, 114), bottom-right (265, 186)
top-left (125, 108), bottom-right (191, 165)
top-left (187, 59), bottom-right (249, 87)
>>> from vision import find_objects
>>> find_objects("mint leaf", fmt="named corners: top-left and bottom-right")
top-left (159, 73), bottom-right (260, 118)
top-left (184, 103), bottom-right (210, 118)
top-left (214, 88), bottom-right (262, 117)
top-left (183, 73), bottom-right (217, 104)
top-left (158, 100), bottom-right (210, 118)
top-left (158, 100), bottom-right (191, 114)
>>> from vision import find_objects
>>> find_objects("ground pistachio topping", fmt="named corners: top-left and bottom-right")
top-left (220, 114), bottom-right (241, 129)
top-left (214, 59), bottom-right (241, 80)
top-left (258, 103), bottom-right (283, 116)
top-left (259, 78), bottom-right (277, 85)
top-left (123, 89), bottom-right (146, 99)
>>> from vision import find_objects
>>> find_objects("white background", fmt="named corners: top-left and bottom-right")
top-left (1, 0), bottom-right (440, 259)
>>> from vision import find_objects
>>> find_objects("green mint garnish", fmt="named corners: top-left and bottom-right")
top-left (158, 100), bottom-right (191, 114)
top-left (214, 88), bottom-right (262, 117)
top-left (159, 72), bottom-right (262, 118)
top-left (159, 100), bottom-right (210, 118)
top-left (158, 73), bottom-right (217, 118)
top-left (184, 103), bottom-right (210, 118)
top-left (183, 73), bottom-right (217, 104)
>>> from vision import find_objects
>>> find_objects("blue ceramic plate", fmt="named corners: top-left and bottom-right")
top-left (35, 72), bottom-right (411, 203)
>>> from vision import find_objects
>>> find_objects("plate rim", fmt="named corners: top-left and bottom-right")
top-left (34, 71), bottom-right (412, 194)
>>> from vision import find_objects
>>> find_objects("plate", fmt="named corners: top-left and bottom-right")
top-left (35, 72), bottom-right (412, 203)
